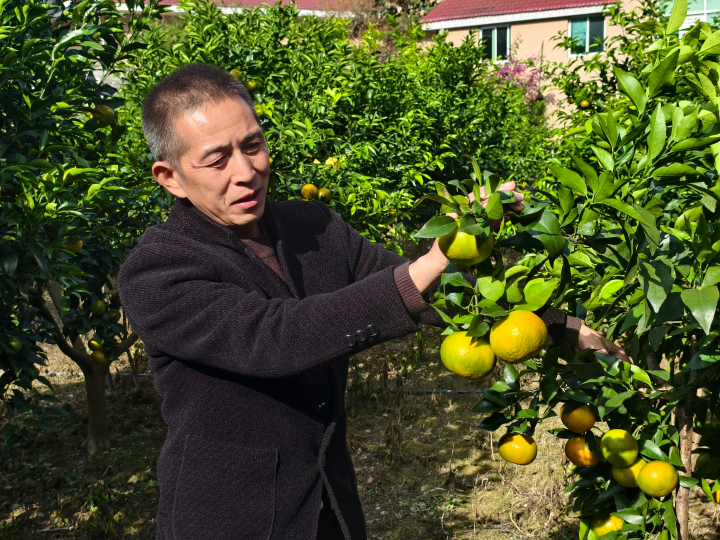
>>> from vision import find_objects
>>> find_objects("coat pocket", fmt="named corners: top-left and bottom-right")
top-left (172, 436), bottom-right (277, 540)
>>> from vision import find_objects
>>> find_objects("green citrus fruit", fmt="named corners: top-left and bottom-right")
top-left (601, 429), bottom-right (638, 466)
top-left (229, 68), bottom-right (243, 80)
top-left (92, 105), bottom-right (115, 127)
top-left (438, 228), bottom-right (493, 267)
top-left (8, 338), bottom-right (22, 353)
top-left (317, 188), bottom-right (332, 203)
top-left (440, 331), bottom-right (496, 380)
top-left (579, 100), bottom-right (591, 109)
top-left (498, 433), bottom-right (537, 465)
top-left (612, 457), bottom-right (647, 488)
top-left (89, 300), bottom-right (107, 316)
top-left (637, 461), bottom-right (678, 498)
top-left (245, 80), bottom-right (257, 91)
top-left (91, 350), bottom-right (108, 365)
top-left (489, 311), bottom-right (548, 364)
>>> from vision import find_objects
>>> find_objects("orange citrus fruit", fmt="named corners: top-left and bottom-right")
top-left (229, 69), bottom-right (243, 80)
top-left (561, 403), bottom-right (596, 433)
top-left (591, 515), bottom-right (624, 537)
top-left (565, 435), bottom-right (601, 467)
top-left (637, 461), bottom-right (678, 498)
top-left (301, 184), bottom-right (318, 200)
top-left (489, 311), bottom-right (548, 364)
top-left (612, 457), bottom-right (647, 487)
top-left (579, 100), bottom-right (591, 109)
top-left (89, 300), bottom-right (107, 316)
top-left (498, 433), bottom-right (537, 465)
top-left (440, 331), bottom-right (496, 380)
top-left (713, 489), bottom-right (720, 505)
top-left (88, 339), bottom-right (102, 351)
top-left (318, 188), bottom-right (332, 203)
top-left (601, 429), bottom-right (638, 466)
top-left (438, 227), bottom-right (493, 267)
top-left (269, 157), bottom-right (273, 165)
top-left (91, 350), bottom-right (108, 365)
top-left (65, 239), bottom-right (83, 251)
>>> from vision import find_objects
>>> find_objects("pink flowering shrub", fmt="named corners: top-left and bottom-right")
top-left (495, 55), bottom-right (545, 102)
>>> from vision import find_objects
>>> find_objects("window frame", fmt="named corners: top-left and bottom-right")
top-left (681, 0), bottom-right (720, 29)
top-left (479, 25), bottom-right (511, 62)
top-left (567, 15), bottom-right (606, 57)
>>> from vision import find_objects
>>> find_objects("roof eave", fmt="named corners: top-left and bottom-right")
top-left (421, 4), bottom-right (607, 30)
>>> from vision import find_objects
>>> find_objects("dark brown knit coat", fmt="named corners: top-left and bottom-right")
top-left (118, 198), bottom-right (569, 540)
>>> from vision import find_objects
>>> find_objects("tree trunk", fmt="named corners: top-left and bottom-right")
top-left (127, 351), bottom-right (141, 390)
top-left (675, 390), bottom-right (698, 540)
top-left (82, 363), bottom-right (111, 455)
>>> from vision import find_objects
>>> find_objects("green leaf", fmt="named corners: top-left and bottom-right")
top-left (666, 0), bottom-right (687, 34)
top-left (680, 285), bottom-right (719, 334)
top-left (414, 216), bottom-right (457, 238)
top-left (28, 245), bottom-right (48, 277)
top-left (596, 199), bottom-right (652, 226)
top-left (700, 29), bottom-right (720, 55)
top-left (639, 261), bottom-right (674, 313)
top-left (678, 476), bottom-right (699, 488)
top-left (515, 278), bottom-right (559, 311)
top-left (614, 67), bottom-right (647, 114)
top-left (701, 266), bottom-right (720, 288)
top-left (652, 163), bottom-right (700, 177)
top-left (475, 276), bottom-right (505, 302)
top-left (647, 103), bottom-right (667, 161)
top-left (458, 214), bottom-right (488, 236)
top-left (648, 48), bottom-right (679, 97)
top-left (605, 390), bottom-right (635, 409)
top-left (550, 165), bottom-right (587, 195)
top-left (630, 365), bottom-right (653, 388)
top-left (669, 135), bottom-right (720, 152)
top-left (2, 252), bottom-right (18, 276)
top-left (640, 439), bottom-right (667, 460)
top-left (590, 145), bottom-right (614, 171)
top-left (485, 192), bottom-right (503, 220)
top-left (531, 211), bottom-right (566, 258)
top-left (571, 155), bottom-right (599, 191)
top-left (662, 499), bottom-right (677, 538)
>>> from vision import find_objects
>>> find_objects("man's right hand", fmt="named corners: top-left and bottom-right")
top-left (408, 239), bottom-right (448, 294)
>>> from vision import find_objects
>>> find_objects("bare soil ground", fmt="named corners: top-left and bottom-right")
top-left (1, 327), bottom-right (719, 539)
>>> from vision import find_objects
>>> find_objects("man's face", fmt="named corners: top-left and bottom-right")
top-left (152, 96), bottom-right (270, 237)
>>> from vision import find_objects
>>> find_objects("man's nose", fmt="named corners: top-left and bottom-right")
top-left (229, 152), bottom-right (255, 183)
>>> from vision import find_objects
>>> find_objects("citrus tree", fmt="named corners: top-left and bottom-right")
top-left (119, 0), bottom-right (552, 253)
top-left (420, 1), bottom-right (720, 538)
top-left (1, 0), bottom-right (164, 453)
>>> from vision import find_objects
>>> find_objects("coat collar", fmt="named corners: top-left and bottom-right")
top-left (164, 198), bottom-right (300, 298)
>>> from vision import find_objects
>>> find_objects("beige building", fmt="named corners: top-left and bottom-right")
top-left (419, 0), bottom-right (632, 65)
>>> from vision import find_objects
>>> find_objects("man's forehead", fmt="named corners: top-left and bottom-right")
top-left (175, 97), bottom-right (261, 145)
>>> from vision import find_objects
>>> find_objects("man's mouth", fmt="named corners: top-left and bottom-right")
top-left (232, 189), bottom-right (261, 209)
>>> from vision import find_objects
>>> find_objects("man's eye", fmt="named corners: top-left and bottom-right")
top-left (210, 156), bottom-right (228, 166)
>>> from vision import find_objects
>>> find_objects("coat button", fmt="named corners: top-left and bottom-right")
top-left (318, 402), bottom-right (326, 411)
top-left (367, 324), bottom-right (379, 337)
top-left (345, 334), bottom-right (356, 347)
top-left (355, 329), bottom-right (367, 342)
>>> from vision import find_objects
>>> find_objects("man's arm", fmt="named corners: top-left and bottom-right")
top-left (118, 232), bottom-right (422, 378)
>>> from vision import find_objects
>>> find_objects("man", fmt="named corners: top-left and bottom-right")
top-left (119, 64), bottom-right (626, 540)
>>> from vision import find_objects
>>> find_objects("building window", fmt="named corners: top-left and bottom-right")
top-left (569, 16), bottom-right (604, 55)
top-left (481, 26), bottom-right (509, 61)
top-left (682, 0), bottom-right (720, 27)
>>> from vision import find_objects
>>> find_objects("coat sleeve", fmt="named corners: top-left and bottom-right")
top-left (118, 233), bottom-right (421, 378)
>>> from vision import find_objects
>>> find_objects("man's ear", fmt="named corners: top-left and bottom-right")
top-left (152, 161), bottom-right (187, 198)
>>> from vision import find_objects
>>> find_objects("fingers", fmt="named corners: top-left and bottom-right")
top-left (508, 202), bottom-right (525, 213)
top-left (497, 181), bottom-right (516, 192)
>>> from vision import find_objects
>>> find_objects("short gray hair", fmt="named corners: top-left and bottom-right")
top-left (141, 63), bottom-right (259, 169)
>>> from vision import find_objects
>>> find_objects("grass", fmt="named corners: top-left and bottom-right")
top-left (1, 326), bottom-right (719, 539)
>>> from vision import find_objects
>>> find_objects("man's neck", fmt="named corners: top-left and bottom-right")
top-left (231, 221), bottom-right (262, 240)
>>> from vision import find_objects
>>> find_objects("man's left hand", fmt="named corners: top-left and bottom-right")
top-left (577, 324), bottom-right (629, 362)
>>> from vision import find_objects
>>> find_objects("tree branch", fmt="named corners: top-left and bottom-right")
top-left (33, 297), bottom-right (94, 372)
top-left (117, 332), bottom-right (139, 356)
top-left (46, 280), bottom-right (64, 318)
